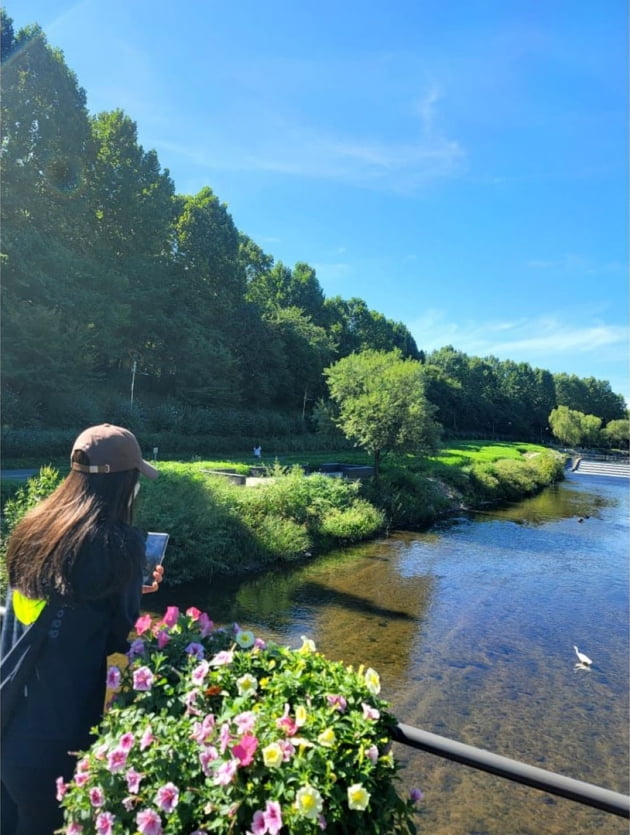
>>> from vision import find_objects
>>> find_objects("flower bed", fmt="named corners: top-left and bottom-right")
top-left (60, 606), bottom-right (422, 833)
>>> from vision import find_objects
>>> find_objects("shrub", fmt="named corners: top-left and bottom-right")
top-left (318, 500), bottom-right (385, 542)
top-left (60, 606), bottom-right (422, 833)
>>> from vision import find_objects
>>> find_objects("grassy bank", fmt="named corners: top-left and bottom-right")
top-left (1, 442), bottom-right (565, 592)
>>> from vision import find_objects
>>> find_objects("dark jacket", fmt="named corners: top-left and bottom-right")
top-left (0, 525), bottom-right (144, 766)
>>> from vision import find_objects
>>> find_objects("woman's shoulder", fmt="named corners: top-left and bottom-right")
top-left (73, 525), bottom-right (144, 596)
top-left (110, 523), bottom-right (145, 554)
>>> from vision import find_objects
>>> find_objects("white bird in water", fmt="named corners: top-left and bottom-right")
top-left (573, 645), bottom-right (592, 668)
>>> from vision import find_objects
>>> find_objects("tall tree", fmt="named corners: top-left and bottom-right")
top-left (324, 296), bottom-right (420, 359)
top-left (0, 17), bottom-right (106, 417)
top-left (549, 406), bottom-right (585, 447)
top-left (165, 188), bottom-right (246, 404)
top-left (265, 307), bottom-right (336, 410)
top-left (89, 110), bottom-right (176, 373)
top-left (325, 349), bottom-right (441, 475)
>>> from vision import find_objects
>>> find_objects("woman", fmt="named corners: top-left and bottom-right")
top-left (1, 423), bottom-right (164, 835)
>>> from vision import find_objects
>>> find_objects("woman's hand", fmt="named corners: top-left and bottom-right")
top-left (142, 563), bottom-right (164, 594)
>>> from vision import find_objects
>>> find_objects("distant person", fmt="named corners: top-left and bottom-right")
top-left (253, 444), bottom-right (262, 460)
top-left (0, 423), bottom-right (164, 835)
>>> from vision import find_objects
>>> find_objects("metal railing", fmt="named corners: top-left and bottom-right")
top-left (392, 723), bottom-right (630, 818)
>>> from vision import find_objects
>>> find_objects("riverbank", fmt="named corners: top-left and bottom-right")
top-left (1, 443), bottom-right (566, 593)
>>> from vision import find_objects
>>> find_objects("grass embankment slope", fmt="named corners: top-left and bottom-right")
top-left (1, 442), bottom-right (565, 593)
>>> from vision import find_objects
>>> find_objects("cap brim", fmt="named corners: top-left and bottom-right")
top-left (138, 459), bottom-right (159, 480)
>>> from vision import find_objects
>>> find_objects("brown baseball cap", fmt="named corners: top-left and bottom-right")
top-left (70, 423), bottom-right (158, 479)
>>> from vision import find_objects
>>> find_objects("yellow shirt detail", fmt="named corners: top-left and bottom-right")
top-left (13, 589), bottom-right (46, 625)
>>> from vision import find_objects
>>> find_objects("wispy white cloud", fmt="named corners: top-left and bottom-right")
top-left (526, 254), bottom-right (624, 274)
top-left (409, 309), bottom-right (629, 399)
top-left (152, 86), bottom-right (465, 193)
top-left (411, 309), bottom-right (628, 361)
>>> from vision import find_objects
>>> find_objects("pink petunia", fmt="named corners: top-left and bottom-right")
top-left (156, 630), bottom-right (170, 649)
top-left (76, 757), bottom-right (90, 773)
top-left (66, 823), bottom-right (84, 834)
top-left (191, 713), bottom-right (216, 744)
top-left (263, 800), bottom-right (283, 835)
top-left (326, 694), bottom-right (347, 712)
top-left (362, 702), bottom-right (380, 720)
top-left (318, 814), bottom-right (327, 830)
top-left (119, 732), bottom-right (135, 751)
top-left (250, 810), bottom-right (266, 835)
top-left (219, 723), bottom-right (231, 753)
top-left (155, 782), bottom-right (179, 814)
top-left (254, 637), bottom-right (266, 649)
top-left (209, 650), bottom-right (233, 666)
top-left (95, 812), bottom-right (115, 835)
top-left (133, 666), bottom-right (154, 691)
top-left (278, 739), bottom-right (295, 761)
top-left (107, 747), bottom-right (128, 772)
top-left (161, 606), bottom-right (180, 628)
top-left (89, 786), bottom-right (105, 807)
top-left (135, 614), bottom-right (152, 635)
top-left (136, 808), bottom-right (163, 835)
top-left (366, 744), bottom-right (379, 764)
top-left (106, 666), bottom-right (121, 689)
top-left (74, 772), bottom-right (90, 787)
top-left (214, 758), bottom-right (238, 786)
top-left (232, 733), bottom-right (258, 766)
top-left (191, 660), bottom-right (210, 686)
top-left (183, 685), bottom-right (200, 709)
top-left (140, 726), bottom-right (155, 750)
top-left (126, 767), bottom-right (143, 793)
top-left (234, 710), bottom-right (256, 733)
top-left (276, 715), bottom-right (297, 736)
top-left (186, 606), bottom-right (202, 620)
top-left (199, 746), bottom-right (219, 777)
top-left (55, 776), bottom-right (67, 801)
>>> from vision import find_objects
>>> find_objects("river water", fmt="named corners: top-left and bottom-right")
top-left (149, 473), bottom-right (629, 834)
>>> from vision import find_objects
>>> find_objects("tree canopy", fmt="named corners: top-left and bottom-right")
top-left (325, 350), bottom-right (441, 474)
top-left (1, 10), bottom-right (626, 447)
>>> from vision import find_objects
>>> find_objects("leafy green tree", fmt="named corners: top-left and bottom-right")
top-left (601, 419), bottom-right (629, 449)
top-left (1, 17), bottom-right (108, 418)
top-left (166, 188), bottom-right (246, 404)
top-left (287, 262), bottom-right (326, 324)
top-left (325, 349), bottom-right (441, 475)
top-left (265, 307), bottom-right (336, 410)
top-left (554, 373), bottom-right (626, 423)
top-left (239, 234), bottom-right (274, 296)
top-left (423, 355), bottom-right (493, 437)
top-left (549, 406), bottom-right (586, 447)
top-left (581, 377), bottom-right (626, 423)
top-left (89, 110), bottom-right (176, 373)
top-left (324, 296), bottom-right (420, 359)
top-left (580, 414), bottom-right (603, 447)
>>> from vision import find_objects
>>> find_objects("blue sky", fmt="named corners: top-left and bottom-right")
top-left (11, 1), bottom-right (629, 403)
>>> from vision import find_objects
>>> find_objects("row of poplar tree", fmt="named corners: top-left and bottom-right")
top-left (2, 10), bottom-right (626, 442)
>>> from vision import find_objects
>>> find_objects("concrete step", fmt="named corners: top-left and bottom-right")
top-left (574, 461), bottom-right (630, 478)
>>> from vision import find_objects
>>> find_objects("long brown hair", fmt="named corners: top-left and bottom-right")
top-left (6, 451), bottom-right (141, 601)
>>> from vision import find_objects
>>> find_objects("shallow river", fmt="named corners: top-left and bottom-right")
top-left (149, 473), bottom-right (629, 834)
